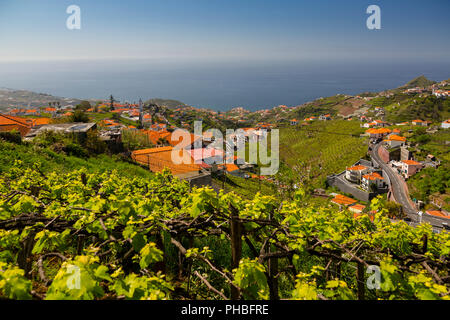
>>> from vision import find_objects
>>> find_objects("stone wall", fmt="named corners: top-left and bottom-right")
top-left (327, 175), bottom-right (375, 202)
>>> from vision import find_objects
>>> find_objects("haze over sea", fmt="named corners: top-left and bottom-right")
top-left (1, 58), bottom-right (449, 111)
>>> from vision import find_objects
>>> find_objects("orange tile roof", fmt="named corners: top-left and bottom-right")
top-left (425, 210), bottom-right (449, 219)
top-left (0, 114), bottom-right (30, 126)
top-left (31, 118), bottom-right (51, 126)
top-left (401, 160), bottom-right (422, 166)
top-left (385, 134), bottom-right (406, 142)
top-left (168, 133), bottom-right (202, 149)
top-left (331, 195), bottom-right (357, 206)
top-left (363, 172), bottom-right (384, 180)
top-left (366, 128), bottom-right (391, 134)
top-left (0, 114), bottom-right (32, 136)
top-left (349, 204), bottom-right (366, 212)
top-left (142, 130), bottom-right (171, 145)
top-left (224, 164), bottom-right (239, 172)
top-left (347, 165), bottom-right (367, 171)
top-left (131, 146), bottom-right (200, 175)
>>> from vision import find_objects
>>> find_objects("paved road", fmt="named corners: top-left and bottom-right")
top-left (370, 143), bottom-right (448, 232)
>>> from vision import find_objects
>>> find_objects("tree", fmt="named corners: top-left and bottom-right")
top-left (109, 95), bottom-right (116, 111)
top-left (70, 110), bottom-right (90, 123)
top-left (75, 101), bottom-right (92, 112)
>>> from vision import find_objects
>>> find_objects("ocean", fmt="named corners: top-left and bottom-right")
top-left (0, 58), bottom-right (449, 111)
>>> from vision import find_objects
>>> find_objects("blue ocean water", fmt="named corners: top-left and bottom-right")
top-left (0, 59), bottom-right (449, 111)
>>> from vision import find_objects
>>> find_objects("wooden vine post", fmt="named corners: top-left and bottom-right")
top-left (230, 208), bottom-right (242, 300)
top-left (357, 262), bottom-right (365, 300)
top-left (268, 212), bottom-right (279, 300)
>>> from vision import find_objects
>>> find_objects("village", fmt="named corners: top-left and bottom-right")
top-left (1, 77), bottom-right (449, 231)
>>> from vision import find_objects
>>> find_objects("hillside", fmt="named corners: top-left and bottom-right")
top-left (0, 88), bottom-right (91, 111)
top-left (0, 138), bottom-right (154, 179)
top-left (144, 98), bottom-right (187, 109)
top-left (398, 75), bottom-right (436, 89)
top-left (278, 121), bottom-right (367, 189)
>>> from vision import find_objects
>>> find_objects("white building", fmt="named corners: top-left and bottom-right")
top-left (442, 119), bottom-right (450, 129)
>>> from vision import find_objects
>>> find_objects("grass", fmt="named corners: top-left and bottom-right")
top-left (0, 139), bottom-right (155, 179)
top-left (212, 174), bottom-right (275, 200)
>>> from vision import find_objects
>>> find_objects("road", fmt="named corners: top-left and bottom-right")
top-left (370, 143), bottom-right (448, 232)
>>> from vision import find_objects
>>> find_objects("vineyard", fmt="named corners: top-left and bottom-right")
top-left (279, 121), bottom-right (368, 188)
top-left (0, 164), bottom-right (448, 300)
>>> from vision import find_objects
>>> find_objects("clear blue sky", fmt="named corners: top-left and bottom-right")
top-left (0, 0), bottom-right (449, 62)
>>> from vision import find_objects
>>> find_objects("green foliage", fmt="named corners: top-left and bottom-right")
top-left (70, 110), bottom-right (90, 123)
top-left (0, 130), bottom-right (22, 144)
top-left (75, 101), bottom-right (92, 112)
top-left (408, 166), bottom-right (450, 202)
top-left (233, 258), bottom-right (269, 300)
top-left (0, 262), bottom-right (32, 300)
top-left (122, 129), bottom-right (154, 151)
top-left (0, 165), bottom-right (449, 301)
top-left (279, 121), bottom-right (367, 188)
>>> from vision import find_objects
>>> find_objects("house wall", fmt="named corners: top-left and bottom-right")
top-left (185, 172), bottom-right (212, 188)
top-left (327, 175), bottom-right (379, 202)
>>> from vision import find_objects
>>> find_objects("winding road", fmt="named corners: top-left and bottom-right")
top-left (370, 143), bottom-right (448, 231)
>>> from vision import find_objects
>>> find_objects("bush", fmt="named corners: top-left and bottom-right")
top-left (69, 110), bottom-right (90, 123)
top-left (0, 131), bottom-right (21, 144)
top-left (64, 142), bottom-right (88, 158)
top-left (84, 130), bottom-right (107, 154)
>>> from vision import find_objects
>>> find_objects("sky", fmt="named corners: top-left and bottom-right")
top-left (0, 0), bottom-right (449, 63)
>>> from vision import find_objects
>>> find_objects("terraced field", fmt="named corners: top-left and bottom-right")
top-left (279, 120), bottom-right (368, 188)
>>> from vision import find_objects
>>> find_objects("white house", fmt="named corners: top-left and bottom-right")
top-left (345, 165), bottom-right (369, 184)
top-left (383, 134), bottom-right (406, 148)
top-left (441, 119), bottom-right (450, 129)
top-left (361, 172), bottom-right (385, 191)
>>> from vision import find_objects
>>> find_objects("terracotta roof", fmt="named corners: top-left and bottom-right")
top-left (401, 160), bottom-right (422, 166)
top-left (363, 172), bottom-right (384, 180)
top-left (0, 114), bottom-right (32, 136)
top-left (0, 114), bottom-right (30, 126)
top-left (187, 148), bottom-right (224, 162)
top-left (31, 118), bottom-right (51, 126)
top-left (385, 135), bottom-right (406, 142)
top-left (131, 146), bottom-right (201, 175)
top-left (331, 195), bottom-right (357, 206)
top-left (349, 204), bottom-right (366, 213)
top-left (425, 210), bottom-right (449, 219)
top-left (347, 165), bottom-right (368, 171)
top-left (366, 128), bottom-right (391, 134)
top-left (142, 130), bottom-right (171, 145)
